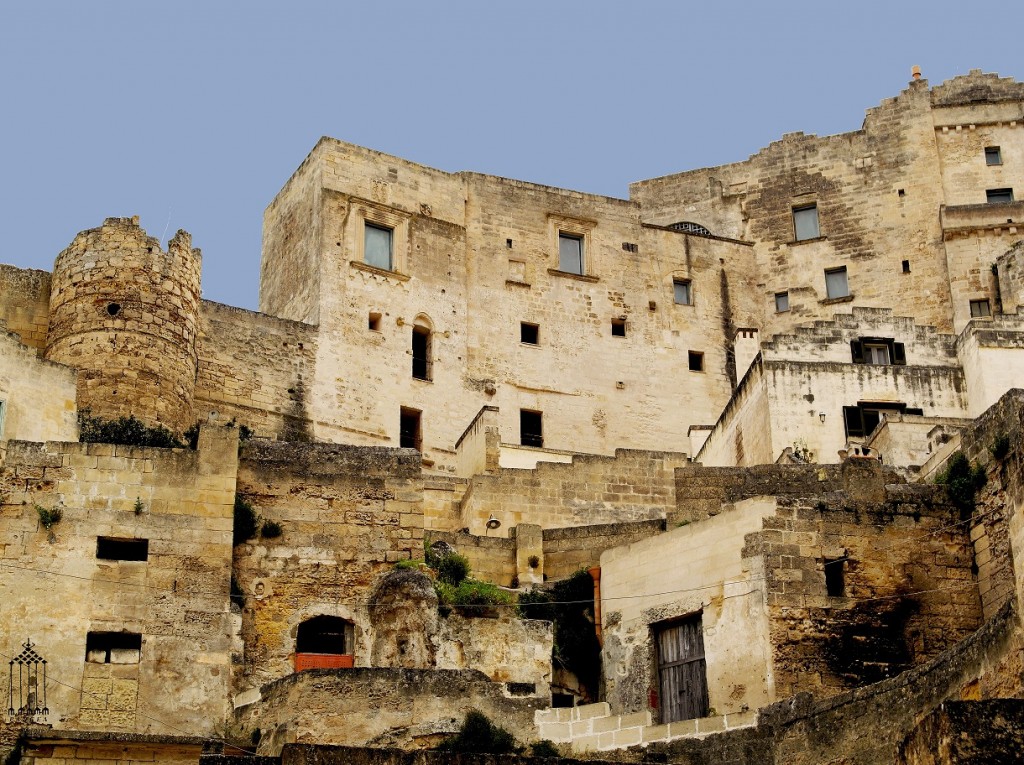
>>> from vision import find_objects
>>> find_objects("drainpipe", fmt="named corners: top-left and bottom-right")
top-left (588, 566), bottom-right (602, 646)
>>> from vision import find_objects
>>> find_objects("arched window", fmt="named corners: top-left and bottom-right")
top-left (667, 221), bottom-right (712, 237)
top-left (294, 616), bottom-right (354, 671)
top-left (412, 325), bottom-right (432, 381)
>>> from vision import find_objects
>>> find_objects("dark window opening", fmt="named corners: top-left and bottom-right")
top-left (688, 351), bottom-right (704, 372)
top-left (399, 408), bottom-right (422, 451)
top-left (296, 616), bottom-right (354, 655)
top-left (368, 312), bottom-right (382, 331)
top-left (824, 558), bottom-right (845, 597)
top-left (970, 299), bottom-right (992, 318)
top-left (622, 242), bottom-right (638, 253)
top-left (985, 146), bottom-right (1002, 166)
top-left (611, 318), bottom-right (626, 337)
top-left (897, 189), bottom-right (906, 197)
top-left (902, 260), bottom-right (911, 273)
top-left (850, 337), bottom-right (905, 366)
top-left (520, 410), bottom-right (543, 448)
top-left (843, 402), bottom-right (908, 439)
top-left (86, 632), bottom-right (141, 664)
top-left (412, 326), bottom-right (431, 381)
top-left (987, 188), bottom-right (1014, 204)
top-left (96, 537), bottom-right (149, 562)
top-left (521, 322), bottom-right (539, 345)
top-left (506, 239), bottom-right (513, 249)
top-left (551, 693), bottom-right (575, 708)
top-left (106, 303), bottom-right (121, 317)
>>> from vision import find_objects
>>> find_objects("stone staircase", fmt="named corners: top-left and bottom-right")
top-left (534, 702), bottom-right (758, 753)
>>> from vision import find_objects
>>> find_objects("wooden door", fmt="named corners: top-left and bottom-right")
top-left (656, 614), bottom-right (709, 723)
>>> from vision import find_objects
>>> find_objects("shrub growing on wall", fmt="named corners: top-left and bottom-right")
top-left (436, 710), bottom-right (519, 754)
top-left (78, 411), bottom-right (184, 448)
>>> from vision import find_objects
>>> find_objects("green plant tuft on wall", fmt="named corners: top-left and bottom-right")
top-left (260, 520), bottom-right (282, 539)
top-left (935, 452), bottom-right (987, 516)
top-left (78, 410), bottom-right (184, 448)
top-left (991, 434), bottom-right (1011, 461)
top-left (35, 505), bottom-right (62, 530)
top-left (233, 494), bottom-right (259, 545)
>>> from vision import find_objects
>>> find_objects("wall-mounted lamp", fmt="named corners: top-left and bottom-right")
top-left (819, 412), bottom-right (827, 423)
top-left (486, 515), bottom-right (501, 530)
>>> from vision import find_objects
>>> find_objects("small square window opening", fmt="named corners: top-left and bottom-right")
top-left (558, 233), bottom-right (584, 275)
top-left (775, 292), bottom-right (790, 313)
top-left (521, 322), bottom-right (539, 345)
top-left (985, 146), bottom-right (1002, 166)
top-left (986, 188), bottom-right (1014, 204)
top-left (688, 351), bottom-right (704, 372)
top-left (611, 318), bottom-right (626, 337)
top-left (902, 260), bottom-right (911, 273)
top-left (825, 267), bottom-right (849, 299)
top-left (793, 204), bottom-right (820, 241)
top-left (673, 279), bottom-right (693, 306)
top-left (364, 223), bottom-right (394, 270)
top-left (368, 312), bottom-right (382, 331)
top-left (520, 410), bottom-right (543, 448)
top-left (970, 299), bottom-right (992, 318)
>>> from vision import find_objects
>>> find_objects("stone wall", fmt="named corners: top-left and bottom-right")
top-left (0, 265), bottom-right (50, 352)
top-left (19, 731), bottom-right (207, 765)
top-left (233, 442), bottom-right (424, 691)
top-left (195, 301), bottom-right (318, 441)
top-left (0, 426), bottom-right (238, 737)
top-left (459, 450), bottom-right (686, 535)
top-left (234, 669), bottom-right (546, 754)
top-left (0, 330), bottom-right (78, 444)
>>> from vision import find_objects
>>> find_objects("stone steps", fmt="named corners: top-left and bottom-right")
top-left (534, 702), bottom-right (758, 753)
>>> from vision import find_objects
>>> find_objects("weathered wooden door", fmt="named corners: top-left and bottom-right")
top-left (656, 614), bottom-right (709, 723)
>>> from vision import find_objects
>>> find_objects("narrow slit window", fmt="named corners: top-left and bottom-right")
top-left (85, 632), bottom-right (141, 664)
top-left (412, 326), bottom-right (431, 381)
top-left (520, 409), bottom-right (543, 448)
top-left (521, 322), bottom-right (539, 345)
top-left (96, 537), bottom-right (149, 562)
top-left (902, 260), bottom-right (911, 273)
top-left (399, 407), bottom-right (422, 451)
top-left (824, 558), bottom-right (845, 597)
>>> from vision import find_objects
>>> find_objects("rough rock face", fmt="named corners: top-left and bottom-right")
top-left (370, 570), bottom-right (439, 668)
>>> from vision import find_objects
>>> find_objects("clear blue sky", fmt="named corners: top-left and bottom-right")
top-left (1, 1), bottom-right (1021, 310)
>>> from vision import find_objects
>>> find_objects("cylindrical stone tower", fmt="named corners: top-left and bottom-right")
top-left (45, 216), bottom-right (202, 435)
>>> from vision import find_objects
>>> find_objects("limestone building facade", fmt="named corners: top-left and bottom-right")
top-left (2, 69), bottom-right (1024, 765)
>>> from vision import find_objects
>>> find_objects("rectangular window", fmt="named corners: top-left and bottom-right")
top-left (793, 204), bottom-right (820, 241)
top-left (611, 318), bottom-right (626, 337)
top-left (775, 292), bottom-right (789, 313)
top-left (521, 322), bottom-right (539, 345)
top-left (851, 337), bottom-right (906, 366)
top-left (970, 299), bottom-right (992, 318)
top-left (520, 409), bottom-right (543, 448)
top-left (986, 188), bottom-right (1014, 204)
top-left (655, 614), bottom-right (709, 723)
top-left (399, 407), bottom-right (422, 451)
top-left (558, 233), bottom-right (584, 274)
top-left (96, 537), bottom-right (149, 562)
top-left (86, 632), bottom-right (142, 664)
top-left (673, 279), bottom-right (693, 306)
top-left (985, 146), bottom-right (1002, 166)
top-left (364, 223), bottom-right (394, 270)
top-left (902, 260), bottom-right (911, 273)
top-left (368, 312), bottom-right (382, 331)
top-left (412, 326), bottom-right (431, 381)
top-left (843, 402), bottom-right (906, 439)
top-left (688, 351), bottom-right (704, 372)
top-left (825, 267), bottom-right (849, 299)
top-left (824, 558), bottom-right (845, 597)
